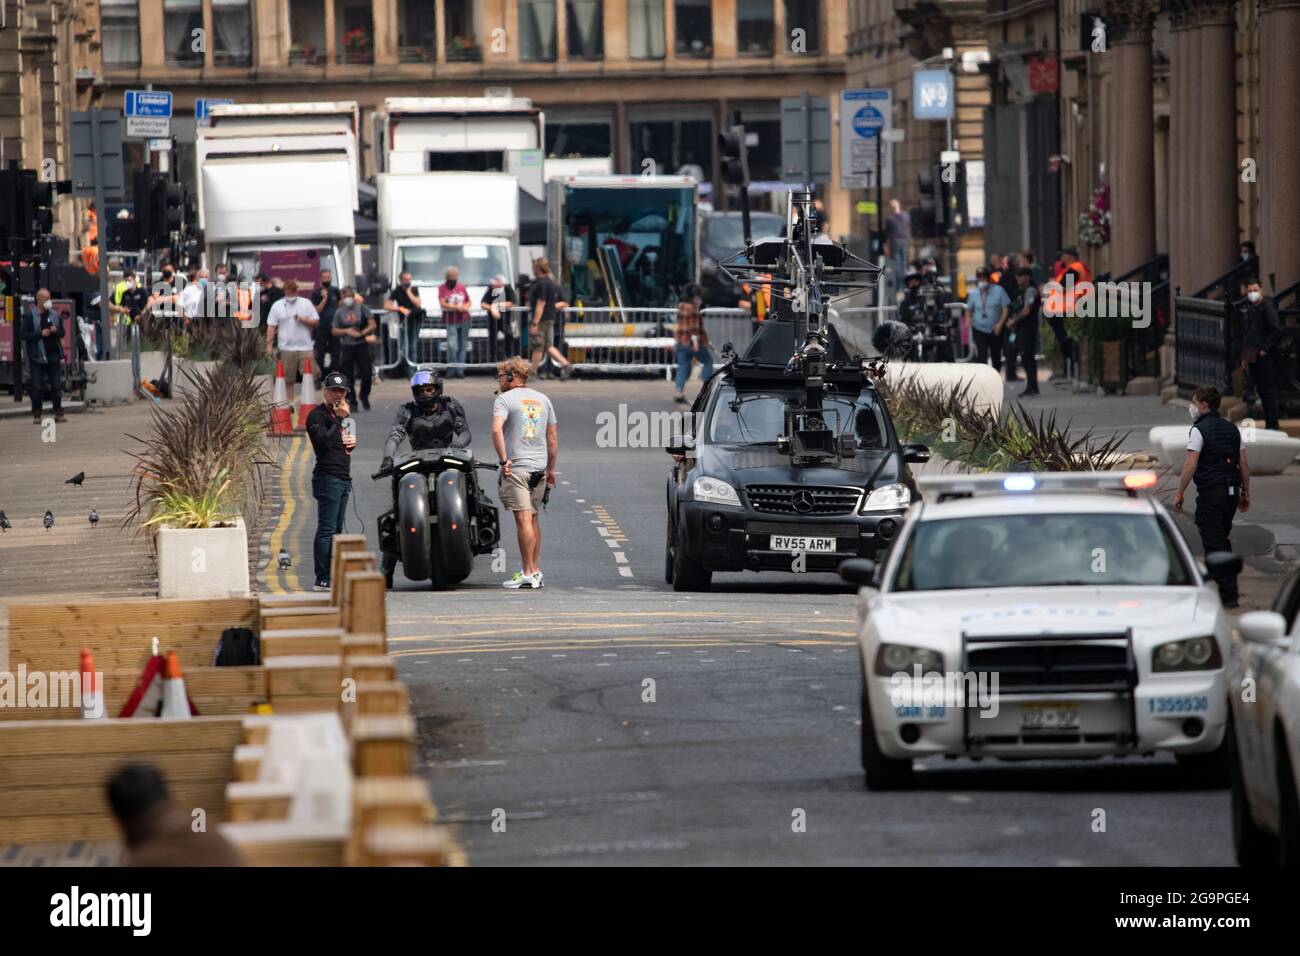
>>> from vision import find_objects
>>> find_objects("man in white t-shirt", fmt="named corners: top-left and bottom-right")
top-left (179, 267), bottom-right (207, 321)
top-left (265, 278), bottom-right (320, 385)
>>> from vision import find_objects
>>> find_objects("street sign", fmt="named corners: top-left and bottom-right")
top-left (124, 90), bottom-right (173, 118)
top-left (882, 128), bottom-right (905, 144)
top-left (126, 116), bottom-right (171, 139)
top-left (148, 138), bottom-right (172, 152)
top-left (195, 98), bottom-right (234, 125)
top-left (839, 89), bottom-right (894, 191)
top-left (70, 110), bottom-right (125, 199)
top-left (779, 95), bottom-right (832, 184)
top-left (856, 200), bottom-right (878, 215)
top-left (913, 70), bottom-right (955, 120)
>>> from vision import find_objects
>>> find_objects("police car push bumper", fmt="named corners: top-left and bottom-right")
top-left (680, 476), bottom-right (905, 572)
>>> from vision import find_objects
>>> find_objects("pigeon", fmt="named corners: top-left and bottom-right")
top-left (43, 510), bottom-right (54, 530)
top-left (0, 511), bottom-right (10, 532)
top-left (66, 471), bottom-right (85, 486)
top-left (278, 548), bottom-right (292, 570)
top-left (89, 509), bottom-right (99, 528)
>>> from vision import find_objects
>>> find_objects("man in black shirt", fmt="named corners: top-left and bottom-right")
top-left (256, 273), bottom-right (283, 319)
top-left (481, 274), bottom-right (517, 361)
top-left (527, 257), bottom-right (572, 378)
top-left (19, 289), bottom-right (66, 422)
top-left (384, 270), bottom-right (425, 374)
top-left (313, 268), bottom-right (340, 382)
top-left (1010, 268), bottom-right (1041, 396)
top-left (1240, 279), bottom-right (1282, 431)
top-left (306, 371), bottom-right (357, 590)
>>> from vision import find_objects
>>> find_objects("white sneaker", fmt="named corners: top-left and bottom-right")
top-left (502, 571), bottom-right (541, 590)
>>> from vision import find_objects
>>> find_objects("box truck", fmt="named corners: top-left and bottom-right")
top-left (196, 101), bottom-right (360, 288)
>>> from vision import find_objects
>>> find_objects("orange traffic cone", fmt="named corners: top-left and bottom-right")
top-left (80, 648), bottom-right (103, 719)
top-left (296, 357), bottom-right (318, 431)
top-left (269, 359), bottom-right (294, 436)
top-left (160, 650), bottom-right (196, 718)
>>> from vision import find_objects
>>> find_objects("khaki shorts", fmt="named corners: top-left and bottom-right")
top-left (276, 349), bottom-right (313, 385)
top-left (530, 320), bottom-right (554, 352)
top-left (500, 470), bottom-right (546, 513)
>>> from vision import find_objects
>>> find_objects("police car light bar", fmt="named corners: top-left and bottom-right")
top-left (917, 471), bottom-right (1159, 500)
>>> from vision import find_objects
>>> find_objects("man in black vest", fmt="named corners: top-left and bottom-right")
top-left (1173, 387), bottom-right (1251, 608)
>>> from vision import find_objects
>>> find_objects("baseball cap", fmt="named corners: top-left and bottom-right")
top-left (322, 371), bottom-right (348, 391)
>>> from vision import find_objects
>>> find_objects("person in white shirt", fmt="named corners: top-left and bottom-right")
top-left (179, 267), bottom-right (207, 322)
top-left (265, 278), bottom-right (320, 386)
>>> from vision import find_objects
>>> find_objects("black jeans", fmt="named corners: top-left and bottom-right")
top-left (973, 329), bottom-right (1002, 371)
top-left (28, 358), bottom-right (62, 415)
top-left (1045, 315), bottom-right (1074, 371)
top-left (1017, 321), bottom-right (1040, 391)
top-left (314, 335), bottom-right (340, 380)
top-left (1247, 355), bottom-right (1280, 430)
top-left (1001, 326), bottom-right (1019, 379)
top-left (488, 310), bottom-right (517, 360)
top-left (1194, 484), bottom-right (1239, 604)
top-left (312, 473), bottom-right (351, 585)
top-left (339, 345), bottom-right (373, 406)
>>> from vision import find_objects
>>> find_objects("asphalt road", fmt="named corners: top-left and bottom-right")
top-left (339, 372), bottom-right (1233, 866)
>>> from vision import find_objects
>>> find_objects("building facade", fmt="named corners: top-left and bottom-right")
top-left (74, 0), bottom-right (855, 237)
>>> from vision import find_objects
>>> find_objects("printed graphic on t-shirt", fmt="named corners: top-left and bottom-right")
top-left (520, 399), bottom-right (544, 441)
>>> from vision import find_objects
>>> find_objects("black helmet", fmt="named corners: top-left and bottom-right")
top-left (410, 368), bottom-right (443, 408)
top-left (905, 269), bottom-right (922, 285)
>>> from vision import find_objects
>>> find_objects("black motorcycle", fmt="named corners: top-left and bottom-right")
top-left (372, 448), bottom-right (501, 589)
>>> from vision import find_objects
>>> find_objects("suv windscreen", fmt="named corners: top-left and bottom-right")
top-left (705, 385), bottom-right (888, 448)
top-left (703, 214), bottom-right (785, 261)
top-left (891, 512), bottom-right (1192, 591)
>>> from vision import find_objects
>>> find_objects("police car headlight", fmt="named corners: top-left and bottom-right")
top-left (1152, 636), bottom-right (1221, 673)
top-left (693, 476), bottom-right (741, 508)
top-left (861, 482), bottom-right (910, 512)
top-left (875, 643), bottom-right (943, 676)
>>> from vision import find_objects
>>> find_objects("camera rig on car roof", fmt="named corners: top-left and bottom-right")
top-left (714, 191), bottom-right (885, 468)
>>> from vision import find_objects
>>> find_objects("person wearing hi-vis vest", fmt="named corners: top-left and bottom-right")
top-left (1042, 247), bottom-right (1089, 378)
top-left (1174, 387), bottom-right (1250, 609)
top-left (740, 272), bottom-right (772, 334)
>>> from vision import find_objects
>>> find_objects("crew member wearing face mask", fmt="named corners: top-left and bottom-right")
top-left (962, 266), bottom-right (1011, 371)
top-left (331, 286), bottom-right (377, 410)
top-left (179, 267), bottom-right (207, 322)
top-left (1239, 279), bottom-right (1281, 431)
top-left (265, 278), bottom-right (320, 389)
top-left (380, 369), bottom-right (471, 474)
top-left (1174, 387), bottom-right (1250, 608)
top-left (313, 268), bottom-right (341, 384)
top-left (384, 270), bottom-right (425, 375)
top-left (112, 270), bottom-right (149, 327)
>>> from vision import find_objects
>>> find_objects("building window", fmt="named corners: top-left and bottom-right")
top-left (737, 0), bottom-right (774, 56)
top-left (519, 0), bottom-right (557, 62)
top-left (783, 0), bottom-right (819, 54)
top-left (163, 0), bottom-right (203, 68)
top-left (674, 0), bottom-right (711, 58)
top-left (445, 0), bottom-right (481, 61)
top-left (398, 0), bottom-right (436, 62)
top-left (212, 0), bottom-right (251, 66)
top-left (100, 0), bottom-right (141, 68)
top-left (336, 0), bottom-right (375, 64)
top-left (566, 0), bottom-right (604, 60)
top-left (546, 121), bottom-right (613, 158)
top-left (627, 0), bottom-right (665, 59)
top-left (289, 0), bottom-right (327, 64)
top-left (630, 116), bottom-right (713, 179)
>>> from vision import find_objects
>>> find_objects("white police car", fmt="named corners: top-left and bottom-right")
top-left (838, 471), bottom-right (1238, 790)
top-left (1227, 567), bottom-right (1300, 866)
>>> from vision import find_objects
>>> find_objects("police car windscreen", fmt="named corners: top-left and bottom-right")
top-left (891, 513), bottom-right (1192, 591)
top-left (707, 387), bottom-right (887, 447)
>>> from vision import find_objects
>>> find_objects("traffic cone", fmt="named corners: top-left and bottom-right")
top-left (80, 649), bottom-right (103, 719)
top-left (160, 650), bottom-right (197, 718)
top-left (295, 357), bottom-right (318, 431)
top-left (120, 637), bottom-right (164, 718)
top-left (269, 360), bottom-right (294, 436)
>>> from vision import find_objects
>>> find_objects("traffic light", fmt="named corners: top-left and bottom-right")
top-left (937, 160), bottom-right (969, 237)
top-left (913, 166), bottom-right (939, 238)
top-left (718, 125), bottom-right (751, 186)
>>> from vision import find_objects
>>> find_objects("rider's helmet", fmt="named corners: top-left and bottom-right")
top-left (410, 369), bottom-right (444, 409)
top-left (904, 268), bottom-right (922, 289)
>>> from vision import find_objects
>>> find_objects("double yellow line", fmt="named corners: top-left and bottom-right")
top-left (266, 436), bottom-right (307, 593)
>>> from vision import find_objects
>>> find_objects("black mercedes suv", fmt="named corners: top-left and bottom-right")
top-left (664, 321), bottom-right (930, 591)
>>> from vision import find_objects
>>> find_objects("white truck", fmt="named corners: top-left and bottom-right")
top-left (196, 101), bottom-right (360, 288)
top-left (546, 175), bottom-right (700, 309)
top-left (377, 172), bottom-right (519, 323)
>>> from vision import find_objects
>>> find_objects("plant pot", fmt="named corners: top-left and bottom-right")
top-left (157, 517), bottom-right (250, 598)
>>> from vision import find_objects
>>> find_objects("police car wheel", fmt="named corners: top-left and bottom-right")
top-left (1230, 721), bottom-right (1278, 866)
top-left (861, 668), bottom-right (914, 791)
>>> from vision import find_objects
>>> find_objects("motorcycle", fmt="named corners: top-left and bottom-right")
top-left (372, 447), bottom-right (501, 590)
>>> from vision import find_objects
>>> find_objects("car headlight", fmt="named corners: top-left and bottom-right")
top-left (1152, 636), bottom-right (1222, 673)
top-left (874, 643), bottom-right (943, 676)
top-left (692, 476), bottom-right (742, 508)
top-left (861, 482), bottom-right (911, 512)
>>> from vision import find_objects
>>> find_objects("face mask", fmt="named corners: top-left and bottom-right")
top-left (321, 280), bottom-right (331, 288)
top-left (199, 278), bottom-right (208, 287)
top-left (1241, 253), bottom-right (1250, 261)
top-left (163, 271), bottom-right (174, 281)
top-left (127, 280), bottom-right (136, 289)
top-left (1247, 291), bottom-right (1262, 303)
top-left (977, 281), bottom-right (988, 290)
top-left (401, 281), bottom-right (411, 289)
top-left (217, 274), bottom-right (228, 282)
top-left (342, 297), bottom-right (355, 307)
top-left (284, 295), bottom-right (296, 304)
top-left (1189, 404), bottom-right (1200, 421)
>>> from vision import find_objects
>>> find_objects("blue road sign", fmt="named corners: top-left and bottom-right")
top-left (913, 71), bottom-right (954, 121)
top-left (196, 98), bottom-right (234, 122)
top-left (124, 90), bottom-right (173, 118)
